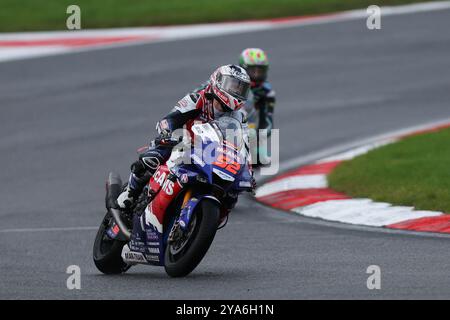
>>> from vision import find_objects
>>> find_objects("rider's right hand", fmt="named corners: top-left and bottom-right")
top-left (159, 129), bottom-right (172, 139)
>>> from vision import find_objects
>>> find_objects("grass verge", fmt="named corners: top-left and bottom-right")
top-left (0, 0), bottom-right (437, 32)
top-left (328, 127), bottom-right (450, 213)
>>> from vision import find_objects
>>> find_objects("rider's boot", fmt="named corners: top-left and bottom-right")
top-left (117, 144), bottom-right (174, 209)
top-left (117, 159), bottom-right (153, 209)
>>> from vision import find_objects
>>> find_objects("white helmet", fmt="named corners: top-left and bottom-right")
top-left (209, 64), bottom-right (251, 111)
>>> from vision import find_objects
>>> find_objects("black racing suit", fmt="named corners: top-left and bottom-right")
top-left (250, 81), bottom-right (276, 135)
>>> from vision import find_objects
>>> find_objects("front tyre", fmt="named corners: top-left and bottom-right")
top-left (164, 199), bottom-right (220, 277)
top-left (93, 212), bottom-right (130, 274)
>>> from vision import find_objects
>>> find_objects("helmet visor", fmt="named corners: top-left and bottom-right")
top-left (246, 65), bottom-right (268, 83)
top-left (220, 75), bottom-right (250, 101)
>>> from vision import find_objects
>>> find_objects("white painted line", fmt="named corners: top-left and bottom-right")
top-left (255, 174), bottom-right (327, 197)
top-left (0, 47), bottom-right (70, 62)
top-left (0, 226), bottom-right (98, 233)
top-left (316, 139), bottom-right (397, 163)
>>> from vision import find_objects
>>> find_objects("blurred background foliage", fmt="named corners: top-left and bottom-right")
top-left (0, 0), bottom-right (435, 32)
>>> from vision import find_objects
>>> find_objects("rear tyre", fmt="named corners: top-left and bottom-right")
top-left (93, 212), bottom-right (130, 274)
top-left (164, 199), bottom-right (220, 277)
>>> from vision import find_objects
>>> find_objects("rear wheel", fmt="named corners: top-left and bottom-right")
top-left (164, 199), bottom-right (220, 277)
top-left (93, 212), bottom-right (130, 274)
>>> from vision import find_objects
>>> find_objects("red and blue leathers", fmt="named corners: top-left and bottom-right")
top-left (125, 84), bottom-right (249, 202)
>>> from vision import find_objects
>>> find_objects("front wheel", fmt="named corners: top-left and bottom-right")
top-left (164, 199), bottom-right (220, 277)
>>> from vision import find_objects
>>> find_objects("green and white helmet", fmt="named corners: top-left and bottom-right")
top-left (239, 48), bottom-right (269, 84)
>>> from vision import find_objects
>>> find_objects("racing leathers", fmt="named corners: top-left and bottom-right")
top-left (249, 81), bottom-right (276, 135)
top-left (117, 86), bottom-right (253, 210)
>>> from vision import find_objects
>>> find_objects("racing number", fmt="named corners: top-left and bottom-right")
top-left (213, 154), bottom-right (241, 174)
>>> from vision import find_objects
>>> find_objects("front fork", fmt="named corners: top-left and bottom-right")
top-left (168, 189), bottom-right (193, 242)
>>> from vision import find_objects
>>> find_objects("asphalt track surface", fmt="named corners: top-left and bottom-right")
top-left (1, 9), bottom-right (450, 299)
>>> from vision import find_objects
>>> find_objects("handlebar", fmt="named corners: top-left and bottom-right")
top-left (155, 135), bottom-right (183, 147)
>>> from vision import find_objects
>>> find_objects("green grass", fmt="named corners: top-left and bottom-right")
top-left (328, 128), bottom-right (450, 213)
top-left (0, 0), bottom-right (437, 32)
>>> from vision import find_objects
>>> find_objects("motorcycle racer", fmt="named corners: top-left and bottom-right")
top-left (239, 48), bottom-right (276, 135)
top-left (116, 64), bottom-right (255, 210)
top-left (193, 49), bottom-right (275, 165)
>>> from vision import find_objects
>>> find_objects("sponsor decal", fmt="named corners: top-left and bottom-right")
top-left (147, 247), bottom-right (160, 254)
top-left (180, 173), bottom-right (189, 184)
top-left (106, 223), bottom-right (121, 239)
top-left (163, 180), bottom-right (174, 195)
top-left (213, 168), bottom-right (235, 181)
top-left (142, 156), bottom-right (160, 170)
top-left (146, 230), bottom-right (159, 243)
top-left (124, 251), bottom-right (147, 263)
top-left (155, 170), bottom-right (166, 185)
top-left (129, 239), bottom-right (146, 252)
top-left (145, 254), bottom-right (160, 262)
top-left (106, 228), bottom-right (117, 239)
top-left (177, 97), bottom-right (189, 108)
top-left (146, 229), bottom-right (160, 241)
top-left (153, 169), bottom-right (174, 195)
top-left (214, 87), bottom-right (229, 104)
top-left (112, 224), bottom-right (120, 235)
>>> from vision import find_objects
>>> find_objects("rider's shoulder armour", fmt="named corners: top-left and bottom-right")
top-left (173, 92), bottom-right (202, 114)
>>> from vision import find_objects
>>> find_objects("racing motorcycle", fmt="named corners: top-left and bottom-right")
top-left (93, 115), bottom-right (254, 277)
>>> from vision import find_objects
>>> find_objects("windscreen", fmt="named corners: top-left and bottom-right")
top-left (213, 116), bottom-right (244, 150)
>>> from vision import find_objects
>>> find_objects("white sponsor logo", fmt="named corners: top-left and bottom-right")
top-left (147, 247), bottom-right (160, 254)
top-left (153, 170), bottom-right (174, 195)
top-left (124, 251), bottom-right (147, 263)
top-left (145, 254), bottom-right (160, 262)
top-left (213, 168), bottom-right (235, 181)
top-left (180, 173), bottom-right (189, 184)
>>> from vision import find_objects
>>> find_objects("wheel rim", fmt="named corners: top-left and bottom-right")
top-left (168, 213), bottom-right (198, 258)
